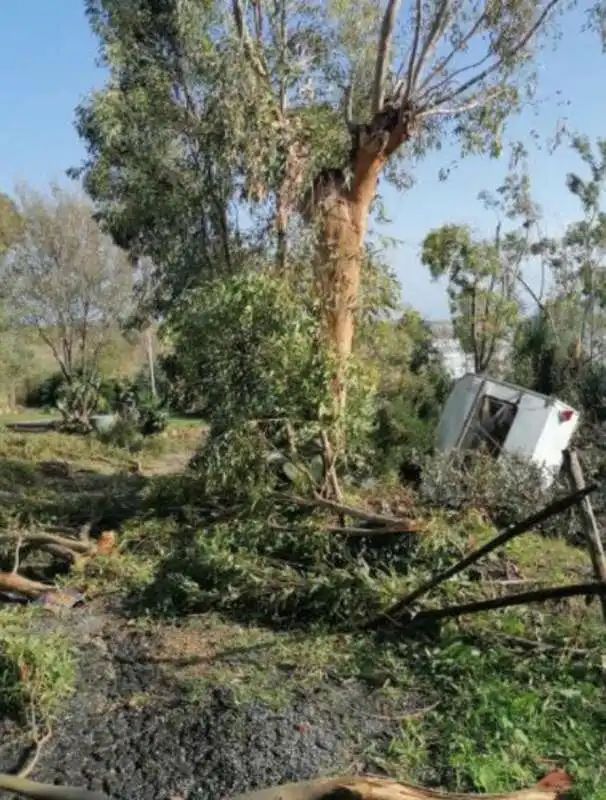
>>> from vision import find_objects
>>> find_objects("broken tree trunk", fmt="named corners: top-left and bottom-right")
top-left (230, 775), bottom-right (561, 800)
top-left (306, 113), bottom-right (412, 412)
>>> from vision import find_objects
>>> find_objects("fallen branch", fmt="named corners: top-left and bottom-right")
top-left (230, 775), bottom-right (560, 800)
top-left (274, 492), bottom-right (415, 528)
top-left (369, 485), bottom-right (596, 627)
top-left (326, 524), bottom-right (420, 536)
top-left (0, 531), bottom-right (95, 555)
top-left (398, 581), bottom-right (606, 628)
top-left (0, 774), bottom-right (106, 800)
top-left (0, 571), bottom-right (52, 599)
top-left (16, 728), bottom-right (53, 780)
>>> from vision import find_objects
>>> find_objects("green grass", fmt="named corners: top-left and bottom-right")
top-left (0, 408), bottom-right (59, 424)
top-left (0, 606), bottom-right (76, 724)
top-left (0, 428), bottom-right (604, 796)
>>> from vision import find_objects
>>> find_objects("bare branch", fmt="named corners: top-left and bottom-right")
top-left (419, 0), bottom-right (562, 112)
top-left (372, 0), bottom-right (403, 115)
top-left (403, 0), bottom-right (424, 101)
top-left (417, 88), bottom-right (504, 118)
top-left (415, 9), bottom-right (489, 98)
top-left (407, 0), bottom-right (451, 99)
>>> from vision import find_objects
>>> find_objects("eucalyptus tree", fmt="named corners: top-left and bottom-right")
top-left (76, 0), bottom-right (601, 408)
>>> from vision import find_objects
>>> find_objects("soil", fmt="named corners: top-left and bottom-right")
top-left (0, 601), bottom-right (424, 800)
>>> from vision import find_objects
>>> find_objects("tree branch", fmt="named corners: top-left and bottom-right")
top-left (415, 10), bottom-right (489, 99)
top-left (417, 89), bottom-right (504, 119)
top-left (418, 0), bottom-right (562, 112)
top-left (273, 491), bottom-right (416, 528)
top-left (0, 774), bottom-right (106, 800)
top-left (372, 0), bottom-right (403, 115)
top-left (403, 581), bottom-right (606, 628)
top-left (402, 0), bottom-right (423, 102)
top-left (231, 775), bottom-right (561, 800)
top-left (406, 0), bottom-right (451, 100)
top-left (365, 484), bottom-right (595, 628)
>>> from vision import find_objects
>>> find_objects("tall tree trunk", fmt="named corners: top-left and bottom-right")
top-left (310, 141), bottom-right (394, 411)
top-left (146, 327), bottom-right (157, 400)
top-left (276, 186), bottom-right (288, 273)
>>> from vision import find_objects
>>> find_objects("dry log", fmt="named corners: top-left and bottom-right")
top-left (229, 775), bottom-right (560, 800)
top-left (0, 774), bottom-right (562, 800)
top-left (0, 571), bottom-right (51, 599)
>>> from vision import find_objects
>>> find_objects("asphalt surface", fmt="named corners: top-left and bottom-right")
top-left (0, 605), bottom-right (421, 799)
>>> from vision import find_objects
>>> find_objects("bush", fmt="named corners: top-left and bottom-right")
top-left (419, 450), bottom-right (561, 529)
top-left (24, 371), bottom-right (66, 409)
top-left (168, 272), bottom-right (336, 430)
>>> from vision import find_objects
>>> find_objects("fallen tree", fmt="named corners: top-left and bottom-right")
top-left (0, 773), bottom-right (567, 800)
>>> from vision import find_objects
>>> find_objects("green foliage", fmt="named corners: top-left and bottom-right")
top-left (363, 312), bottom-right (452, 474)
top-left (55, 375), bottom-right (105, 427)
top-left (510, 136), bottom-right (606, 416)
top-left (1, 184), bottom-right (133, 394)
top-left (0, 192), bottom-right (23, 257)
top-left (167, 270), bottom-right (336, 433)
top-left (420, 450), bottom-right (557, 529)
top-left (384, 634), bottom-right (606, 798)
top-left (0, 607), bottom-right (76, 724)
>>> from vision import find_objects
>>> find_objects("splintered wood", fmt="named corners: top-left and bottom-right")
top-left (230, 775), bottom-right (565, 800)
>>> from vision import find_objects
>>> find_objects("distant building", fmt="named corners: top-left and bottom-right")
top-left (426, 320), bottom-right (511, 379)
top-left (427, 320), bottom-right (474, 378)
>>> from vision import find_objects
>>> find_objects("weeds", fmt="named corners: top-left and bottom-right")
top-left (0, 606), bottom-right (76, 724)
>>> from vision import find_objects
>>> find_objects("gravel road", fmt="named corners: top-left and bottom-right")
top-left (0, 604), bottom-right (422, 799)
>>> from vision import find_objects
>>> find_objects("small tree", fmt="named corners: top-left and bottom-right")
top-left (0, 193), bottom-right (23, 257)
top-left (421, 224), bottom-right (521, 374)
top-left (0, 184), bottom-right (133, 423)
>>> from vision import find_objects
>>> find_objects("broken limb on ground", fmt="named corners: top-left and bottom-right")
top-left (0, 771), bottom-right (572, 800)
top-left (0, 524), bottom-right (116, 604)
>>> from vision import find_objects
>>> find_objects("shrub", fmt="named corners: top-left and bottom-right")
top-left (419, 450), bottom-right (562, 529)
top-left (167, 272), bottom-right (336, 430)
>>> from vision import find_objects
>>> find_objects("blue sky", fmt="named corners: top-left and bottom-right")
top-left (1, 1), bottom-right (605, 318)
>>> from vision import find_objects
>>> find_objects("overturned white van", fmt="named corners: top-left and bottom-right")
top-left (435, 373), bottom-right (580, 488)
